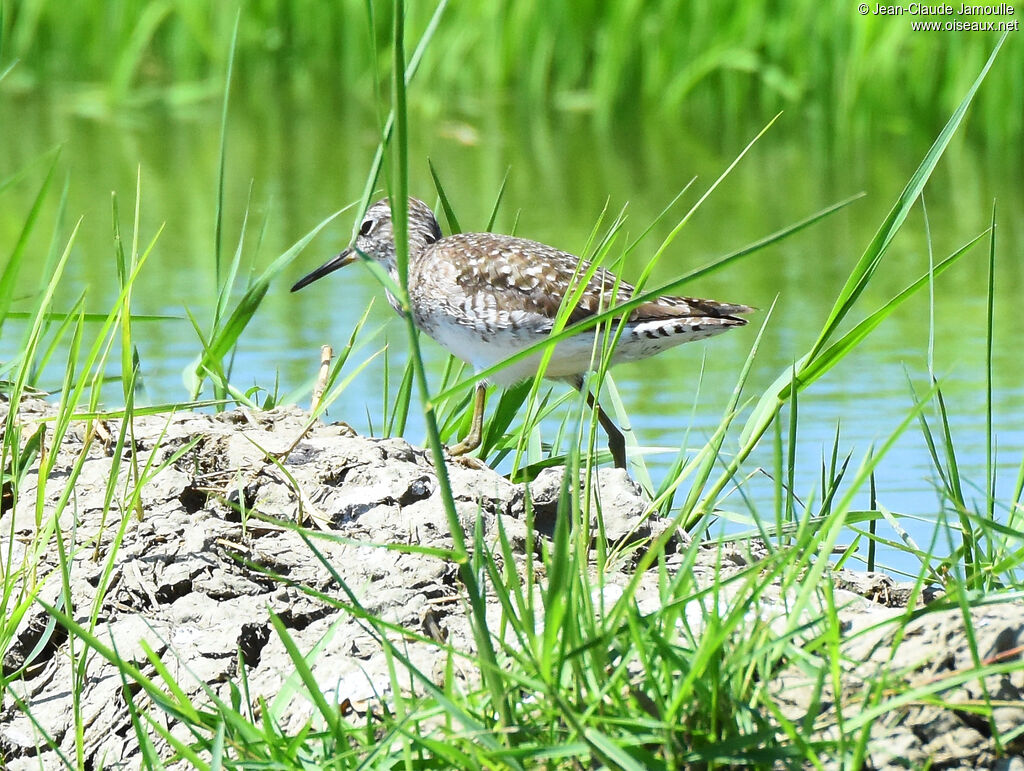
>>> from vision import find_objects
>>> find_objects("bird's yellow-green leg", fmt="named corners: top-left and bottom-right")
top-left (449, 382), bottom-right (487, 457)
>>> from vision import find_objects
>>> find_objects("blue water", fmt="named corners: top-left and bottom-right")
top-left (2, 92), bottom-right (1022, 577)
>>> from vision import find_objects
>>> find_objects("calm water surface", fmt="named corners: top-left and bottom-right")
top-left (2, 89), bottom-right (1022, 574)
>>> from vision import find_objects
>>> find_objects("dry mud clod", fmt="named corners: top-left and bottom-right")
top-left (0, 398), bottom-right (1022, 769)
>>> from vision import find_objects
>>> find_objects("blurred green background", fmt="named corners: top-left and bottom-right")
top-left (1, 1), bottom-right (1021, 556)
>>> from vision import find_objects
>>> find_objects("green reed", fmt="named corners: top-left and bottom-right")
top-left (2, 1), bottom-right (1021, 145)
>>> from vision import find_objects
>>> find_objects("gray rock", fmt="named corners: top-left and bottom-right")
top-left (527, 466), bottom-right (675, 547)
top-left (2, 396), bottom-right (1022, 770)
top-left (994, 758), bottom-right (1024, 771)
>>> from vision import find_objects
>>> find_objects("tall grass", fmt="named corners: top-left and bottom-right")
top-left (1, 0), bottom-right (1020, 145)
top-left (1, 2), bottom-right (1021, 769)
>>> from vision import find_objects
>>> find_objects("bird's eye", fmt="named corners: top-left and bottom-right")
top-left (359, 219), bottom-right (374, 237)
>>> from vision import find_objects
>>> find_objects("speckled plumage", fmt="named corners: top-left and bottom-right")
top-left (292, 196), bottom-right (753, 465)
top-left (330, 197), bottom-right (752, 385)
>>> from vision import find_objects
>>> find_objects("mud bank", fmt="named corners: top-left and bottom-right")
top-left (1, 399), bottom-right (1022, 770)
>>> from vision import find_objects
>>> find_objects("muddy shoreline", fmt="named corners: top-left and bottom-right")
top-left (1, 400), bottom-right (1022, 769)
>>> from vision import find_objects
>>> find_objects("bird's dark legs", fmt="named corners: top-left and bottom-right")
top-left (448, 379), bottom-right (627, 468)
top-left (449, 382), bottom-right (487, 457)
top-left (572, 376), bottom-right (627, 469)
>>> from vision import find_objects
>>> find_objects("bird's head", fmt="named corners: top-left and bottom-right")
top-left (291, 197), bottom-right (442, 291)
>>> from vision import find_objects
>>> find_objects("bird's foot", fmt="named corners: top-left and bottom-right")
top-left (449, 453), bottom-right (489, 471)
top-left (446, 435), bottom-right (489, 469)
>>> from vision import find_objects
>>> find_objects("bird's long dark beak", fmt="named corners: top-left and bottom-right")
top-left (290, 247), bottom-right (357, 292)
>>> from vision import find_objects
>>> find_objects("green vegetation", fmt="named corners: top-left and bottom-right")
top-left (2, 0), bottom-right (1021, 144)
top-left (1, 2), bottom-right (1022, 769)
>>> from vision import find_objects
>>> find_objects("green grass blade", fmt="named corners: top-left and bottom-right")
top-left (485, 167), bottom-right (510, 232)
top-left (739, 70), bottom-right (1000, 454)
top-left (793, 233), bottom-right (985, 393)
top-left (213, 10), bottom-right (240, 287)
top-left (387, 0), bottom-right (510, 732)
top-left (427, 158), bottom-right (461, 233)
top-left (984, 200), bottom-right (997, 526)
top-left (808, 32), bottom-right (1007, 364)
top-left (0, 154), bottom-right (59, 331)
top-left (4, 311), bottom-right (179, 322)
top-left (266, 612), bottom-right (339, 735)
top-left (188, 207), bottom-right (343, 398)
top-left (352, 0), bottom-right (449, 237)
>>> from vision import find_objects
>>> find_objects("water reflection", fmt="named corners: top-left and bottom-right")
top-left (1, 88), bottom-right (1021, 573)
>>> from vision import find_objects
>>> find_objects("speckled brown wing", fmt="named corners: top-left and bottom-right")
top-left (434, 232), bottom-right (752, 326)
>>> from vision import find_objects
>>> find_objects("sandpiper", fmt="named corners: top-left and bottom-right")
top-left (292, 197), bottom-right (752, 468)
